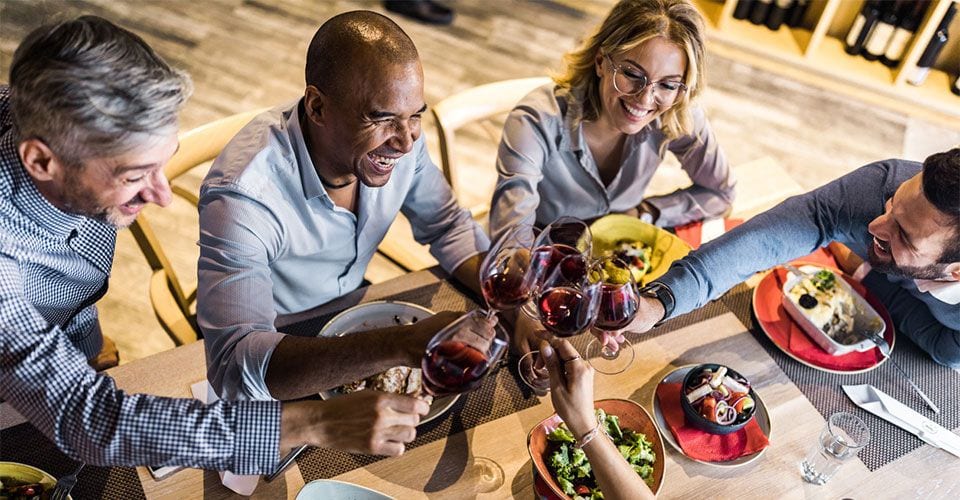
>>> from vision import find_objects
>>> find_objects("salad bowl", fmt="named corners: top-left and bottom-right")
top-left (680, 363), bottom-right (757, 435)
top-left (527, 398), bottom-right (665, 498)
top-left (589, 214), bottom-right (690, 285)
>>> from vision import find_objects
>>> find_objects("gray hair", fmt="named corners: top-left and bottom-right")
top-left (9, 15), bottom-right (192, 167)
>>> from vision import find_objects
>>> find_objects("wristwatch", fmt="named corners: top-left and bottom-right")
top-left (639, 281), bottom-right (675, 326)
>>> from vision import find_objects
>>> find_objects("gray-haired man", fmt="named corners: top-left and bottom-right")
top-left (1, 15), bottom-right (425, 473)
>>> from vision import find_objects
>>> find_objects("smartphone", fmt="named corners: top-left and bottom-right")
top-left (147, 465), bottom-right (183, 481)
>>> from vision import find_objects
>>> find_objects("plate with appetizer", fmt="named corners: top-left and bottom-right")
top-left (753, 264), bottom-right (895, 374)
top-left (652, 364), bottom-right (771, 467)
top-left (0, 462), bottom-right (64, 499)
top-left (317, 301), bottom-right (459, 425)
top-left (589, 214), bottom-right (690, 285)
top-left (528, 399), bottom-right (665, 499)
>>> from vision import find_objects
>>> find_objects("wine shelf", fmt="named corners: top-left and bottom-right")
top-left (693, 0), bottom-right (960, 128)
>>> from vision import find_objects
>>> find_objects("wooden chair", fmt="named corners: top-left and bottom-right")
top-left (374, 77), bottom-right (552, 272)
top-left (129, 110), bottom-right (264, 346)
top-left (431, 76), bottom-right (552, 220)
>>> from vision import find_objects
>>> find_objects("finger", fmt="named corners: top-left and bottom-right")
top-left (540, 340), bottom-right (563, 387)
top-left (374, 441), bottom-right (406, 457)
top-left (381, 424), bottom-right (418, 443)
top-left (379, 394), bottom-right (430, 420)
top-left (551, 339), bottom-right (580, 361)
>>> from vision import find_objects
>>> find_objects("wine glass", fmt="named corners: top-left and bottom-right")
top-left (479, 224), bottom-right (538, 317)
top-left (520, 216), bottom-right (593, 319)
top-left (518, 254), bottom-right (602, 390)
top-left (421, 309), bottom-right (509, 397)
top-left (586, 256), bottom-right (638, 375)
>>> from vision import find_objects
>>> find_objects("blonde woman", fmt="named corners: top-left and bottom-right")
top-left (489, 0), bottom-right (735, 242)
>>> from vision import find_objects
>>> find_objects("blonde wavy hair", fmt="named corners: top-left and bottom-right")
top-left (554, 0), bottom-right (705, 142)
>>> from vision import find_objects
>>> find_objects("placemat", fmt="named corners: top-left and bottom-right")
top-left (291, 279), bottom-right (732, 482)
top-left (292, 280), bottom-right (541, 482)
top-left (721, 283), bottom-right (960, 471)
top-left (0, 421), bottom-right (146, 499)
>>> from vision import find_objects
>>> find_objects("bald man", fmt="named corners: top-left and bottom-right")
top-left (197, 11), bottom-right (489, 406)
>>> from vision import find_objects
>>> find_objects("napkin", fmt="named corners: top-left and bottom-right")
top-left (769, 268), bottom-right (886, 371)
top-left (673, 218), bottom-right (743, 249)
top-left (190, 381), bottom-right (261, 496)
top-left (655, 383), bottom-right (769, 462)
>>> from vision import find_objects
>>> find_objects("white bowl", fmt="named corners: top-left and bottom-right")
top-left (780, 265), bottom-right (884, 356)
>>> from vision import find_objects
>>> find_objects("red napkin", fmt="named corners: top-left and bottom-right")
top-left (674, 218), bottom-right (744, 249)
top-left (655, 382), bottom-right (769, 462)
top-left (763, 266), bottom-right (887, 371)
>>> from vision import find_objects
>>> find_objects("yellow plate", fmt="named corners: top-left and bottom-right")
top-left (0, 461), bottom-right (60, 498)
top-left (590, 214), bottom-right (691, 285)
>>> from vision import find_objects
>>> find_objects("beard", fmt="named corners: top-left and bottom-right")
top-left (58, 173), bottom-right (136, 228)
top-left (867, 244), bottom-right (951, 280)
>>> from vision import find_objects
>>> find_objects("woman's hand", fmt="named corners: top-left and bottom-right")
top-left (541, 339), bottom-right (596, 438)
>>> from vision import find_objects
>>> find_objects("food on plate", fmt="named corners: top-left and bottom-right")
top-left (601, 240), bottom-right (652, 283)
top-left (0, 476), bottom-right (47, 500)
top-left (683, 366), bottom-right (754, 427)
top-left (786, 269), bottom-right (859, 345)
top-left (337, 366), bottom-right (432, 404)
top-left (545, 409), bottom-right (656, 499)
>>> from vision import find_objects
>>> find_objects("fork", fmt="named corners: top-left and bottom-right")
top-left (50, 462), bottom-right (84, 500)
top-left (857, 329), bottom-right (940, 414)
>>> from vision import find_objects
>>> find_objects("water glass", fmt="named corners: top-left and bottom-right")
top-left (799, 412), bottom-right (870, 485)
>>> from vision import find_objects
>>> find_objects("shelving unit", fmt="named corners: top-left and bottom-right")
top-left (693, 0), bottom-right (960, 127)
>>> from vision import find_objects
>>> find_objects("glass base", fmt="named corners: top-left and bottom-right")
top-left (585, 336), bottom-right (635, 375)
top-left (518, 351), bottom-right (551, 392)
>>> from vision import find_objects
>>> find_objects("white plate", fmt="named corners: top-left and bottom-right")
top-left (651, 365), bottom-right (771, 467)
top-left (317, 301), bottom-right (459, 425)
top-left (296, 479), bottom-right (394, 500)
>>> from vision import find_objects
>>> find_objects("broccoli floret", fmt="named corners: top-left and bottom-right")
top-left (548, 426), bottom-right (575, 444)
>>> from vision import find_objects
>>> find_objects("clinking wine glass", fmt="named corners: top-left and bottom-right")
top-left (520, 216), bottom-right (593, 320)
top-left (585, 256), bottom-right (637, 375)
top-left (421, 309), bottom-right (509, 397)
top-left (479, 224), bottom-right (538, 316)
top-left (518, 254), bottom-right (602, 390)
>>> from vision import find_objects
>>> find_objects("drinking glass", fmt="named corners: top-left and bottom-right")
top-left (479, 224), bottom-right (538, 316)
top-left (520, 216), bottom-right (593, 319)
top-left (585, 256), bottom-right (637, 375)
top-left (421, 309), bottom-right (509, 397)
top-left (518, 254), bottom-right (602, 390)
top-left (799, 412), bottom-right (871, 485)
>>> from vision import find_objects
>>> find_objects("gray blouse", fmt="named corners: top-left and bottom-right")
top-left (489, 84), bottom-right (735, 241)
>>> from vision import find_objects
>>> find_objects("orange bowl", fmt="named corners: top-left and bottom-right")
top-left (527, 399), bottom-right (665, 498)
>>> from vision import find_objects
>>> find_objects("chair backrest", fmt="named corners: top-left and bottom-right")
top-left (129, 109), bottom-right (265, 346)
top-left (430, 77), bottom-right (551, 219)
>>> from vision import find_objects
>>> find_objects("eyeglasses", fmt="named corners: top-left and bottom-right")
top-left (605, 55), bottom-right (687, 106)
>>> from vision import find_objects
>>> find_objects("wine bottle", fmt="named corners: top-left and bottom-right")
top-left (786, 0), bottom-right (809, 28)
top-left (882, 1), bottom-right (930, 68)
top-left (862, 1), bottom-right (900, 62)
top-left (733, 0), bottom-right (755, 20)
top-left (750, 0), bottom-right (773, 26)
top-left (907, 3), bottom-right (958, 86)
top-left (845, 1), bottom-right (881, 56)
top-left (766, 0), bottom-right (794, 31)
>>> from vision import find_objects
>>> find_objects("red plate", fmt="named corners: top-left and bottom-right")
top-left (752, 265), bottom-right (895, 374)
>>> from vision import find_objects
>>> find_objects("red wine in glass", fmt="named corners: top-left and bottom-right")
top-left (422, 340), bottom-right (491, 396)
top-left (481, 271), bottom-right (530, 311)
top-left (538, 286), bottom-right (595, 337)
top-left (596, 283), bottom-right (640, 330)
top-left (531, 244), bottom-right (586, 286)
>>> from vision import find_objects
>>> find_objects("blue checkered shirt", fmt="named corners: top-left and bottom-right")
top-left (0, 86), bottom-right (282, 473)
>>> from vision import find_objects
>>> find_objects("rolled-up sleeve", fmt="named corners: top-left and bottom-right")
top-left (646, 106), bottom-right (736, 227)
top-left (488, 105), bottom-right (550, 242)
top-left (197, 187), bottom-right (286, 401)
top-left (402, 139), bottom-right (489, 272)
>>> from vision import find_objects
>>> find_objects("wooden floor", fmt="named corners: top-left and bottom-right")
top-left (1, 0), bottom-right (958, 363)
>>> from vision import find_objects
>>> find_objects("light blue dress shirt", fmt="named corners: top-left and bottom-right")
top-left (198, 100), bottom-right (489, 401)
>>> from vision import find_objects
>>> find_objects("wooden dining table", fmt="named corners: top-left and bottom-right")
top-left (3, 267), bottom-right (958, 499)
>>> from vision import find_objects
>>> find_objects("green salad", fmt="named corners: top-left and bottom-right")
top-left (546, 409), bottom-right (656, 499)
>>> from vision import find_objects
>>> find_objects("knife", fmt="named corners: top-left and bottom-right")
top-left (842, 384), bottom-right (960, 458)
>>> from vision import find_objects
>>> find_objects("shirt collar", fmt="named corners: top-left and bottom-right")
top-left (558, 86), bottom-right (586, 153)
top-left (287, 100), bottom-right (326, 202)
top-left (1, 128), bottom-right (86, 239)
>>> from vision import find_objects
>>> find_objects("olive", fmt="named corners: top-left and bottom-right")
top-left (798, 293), bottom-right (818, 309)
